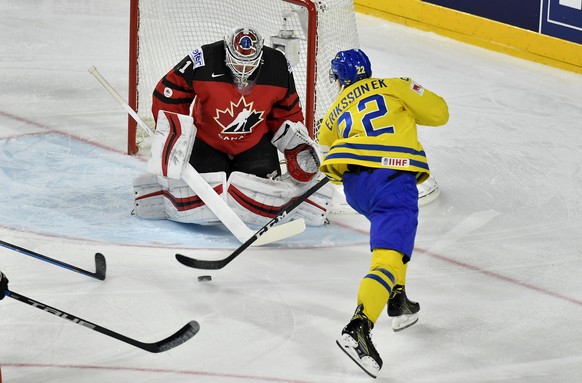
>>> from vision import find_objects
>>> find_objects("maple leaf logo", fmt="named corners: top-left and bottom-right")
top-left (214, 96), bottom-right (264, 134)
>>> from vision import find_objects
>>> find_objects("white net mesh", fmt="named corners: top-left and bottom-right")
top-left (131, 0), bottom-right (359, 145)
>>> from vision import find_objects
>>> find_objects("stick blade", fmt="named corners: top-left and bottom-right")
top-left (254, 218), bottom-right (305, 246)
top-left (175, 254), bottom-right (226, 270)
top-left (149, 320), bottom-right (200, 353)
top-left (94, 253), bottom-right (107, 280)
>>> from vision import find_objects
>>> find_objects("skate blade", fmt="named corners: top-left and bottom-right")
top-left (336, 335), bottom-right (380, 378)
top-left (392, 313), bottom-right (419, 332)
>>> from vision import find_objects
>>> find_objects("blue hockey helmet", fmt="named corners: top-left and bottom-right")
top-left (329, 49), bottom-right (372, 87)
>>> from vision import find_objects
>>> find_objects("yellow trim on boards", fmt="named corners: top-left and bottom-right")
top-left (354, 0), bottom-right (582, 75)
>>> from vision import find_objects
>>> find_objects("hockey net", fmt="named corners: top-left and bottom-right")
top-left (128, 0), bottom-right (360, 154)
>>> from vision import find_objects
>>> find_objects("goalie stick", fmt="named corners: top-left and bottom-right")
top-left (4, 289), bottom-right (199, 353)
top-left (175, 177), bottom-right (330, 270)
top-left (88, 65), bottom-right (305, 246)
top-left (0, 239), bottom-right (106, 281)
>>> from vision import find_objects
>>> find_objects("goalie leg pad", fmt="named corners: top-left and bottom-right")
top-left (158, 172), bottom-right (227, 224)
top-left (294, 179), bottom-right (335, 226)
top-left (133, 173), bottom-right (166, 219)
top-left (226, 171), bottom-right (332, 226)
top-left (328, 176), bottom-right (440, 214)
top-left (329, 183), bottom-right (358, 215)
top-left (417, 176), bottom-right (440, 207)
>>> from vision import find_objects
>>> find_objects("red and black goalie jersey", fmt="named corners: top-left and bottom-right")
top-left (152, 41), bottom-right (304, 156)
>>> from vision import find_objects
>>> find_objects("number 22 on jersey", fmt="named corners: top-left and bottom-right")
top-left (337, 94), bottom-right (395, 139)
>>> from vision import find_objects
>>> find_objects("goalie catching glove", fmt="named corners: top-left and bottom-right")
top-left (271, 120), bottom-right (321, 183)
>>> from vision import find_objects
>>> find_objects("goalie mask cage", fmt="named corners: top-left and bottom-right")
top-left (128, 0), bottom-right (360, 154)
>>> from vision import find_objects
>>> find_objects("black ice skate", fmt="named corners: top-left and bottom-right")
top-left (336, 304), bottom-right (382, 378)
top-left (387, 284), bottom-right (420, 332)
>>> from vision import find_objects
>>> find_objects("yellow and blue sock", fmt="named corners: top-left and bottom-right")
top-left (356, 249), bottom-right (406, 323)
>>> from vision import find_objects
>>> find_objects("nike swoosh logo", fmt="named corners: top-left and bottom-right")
top-left (211, 73), bottom-right (225, 78)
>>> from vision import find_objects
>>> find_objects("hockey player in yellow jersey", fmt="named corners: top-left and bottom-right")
top-left (319, 49), bottom-right (448, 378)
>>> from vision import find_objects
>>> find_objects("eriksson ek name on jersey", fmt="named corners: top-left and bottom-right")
top-left (324, 79), bottom-right (389, 130)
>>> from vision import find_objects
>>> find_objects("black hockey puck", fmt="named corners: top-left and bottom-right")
top-left (197, 275), bottom-right (212, 282)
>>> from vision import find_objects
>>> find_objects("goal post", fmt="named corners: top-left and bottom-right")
top-left (127, 0), bottom-right (360, 155)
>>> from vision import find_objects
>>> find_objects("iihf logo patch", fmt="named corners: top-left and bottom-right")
top-left (410, 81), bottom-right (424, 96)
top-left (382, 157), bottom-right (410, 168)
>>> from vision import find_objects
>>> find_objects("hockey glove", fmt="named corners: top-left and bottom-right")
top-left (271, 120), bottom-right (321, 183)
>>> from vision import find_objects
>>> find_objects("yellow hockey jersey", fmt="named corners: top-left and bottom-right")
top-left (317, 77), bottom-right (448, 184)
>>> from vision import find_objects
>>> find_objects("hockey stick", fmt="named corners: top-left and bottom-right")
top-left (175, 177), bottom-right (330, 270)
top-left (88, 65), bottom-right (305, 246)
top-left (0, 239), bottom-right (106, 281)
top-left (4, 289), bottom-right (199, 353)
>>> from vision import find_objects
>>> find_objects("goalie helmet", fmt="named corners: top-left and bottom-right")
top-left (224, 27), bottom-right (264, 90)
top-left (329, 49), bottom-right (372, 87)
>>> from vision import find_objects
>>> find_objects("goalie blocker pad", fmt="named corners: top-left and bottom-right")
top-left (226, 171), bottom-right (333, 227)
top-left (148, 110), bottom-right (196, 180)
top-left (133, 172), bottom-right (226, 224)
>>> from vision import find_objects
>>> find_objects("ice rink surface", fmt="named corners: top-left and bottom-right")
top-left (1, 1), bottom-right (582, 382)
